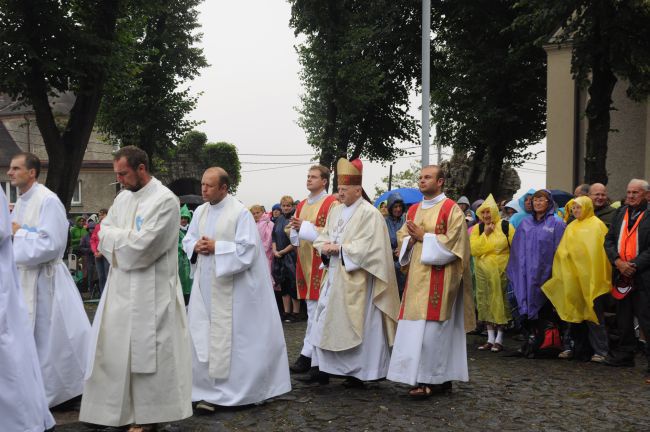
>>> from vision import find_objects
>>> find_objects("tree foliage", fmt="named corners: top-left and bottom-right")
top-left (373, 161), bottom-right (420, 199)
top-left (203, 142), bottom-right (241, 193)
top-left (0, 0), bottom-right (206, 210)
top-left (515, 0), bottom-right (650, 185)
top-left (289, 0), bottom-right (421, 176)
top-left (97, 0), bottom-right (207, 161)
top-left (430, 0), bottom-right (551, 200)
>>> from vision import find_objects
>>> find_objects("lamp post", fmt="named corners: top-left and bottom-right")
top-left (421, 0), bottom-right (431, 168)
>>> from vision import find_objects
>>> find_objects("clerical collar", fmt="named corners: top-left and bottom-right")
top-left (307, 190), bottom-right (327, 205)
top-left (209, 194), bottom-right (229, 209)
top-left (421, 193), bottom-right (446, 209)
top-left (18, 181), bottom-right (39, 201)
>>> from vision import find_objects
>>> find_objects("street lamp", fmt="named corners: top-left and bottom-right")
top-left (421, 0), bottom-right (430, 168)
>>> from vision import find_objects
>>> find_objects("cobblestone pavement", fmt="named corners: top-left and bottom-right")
top-left (55, 314), bottom-right (650, 431)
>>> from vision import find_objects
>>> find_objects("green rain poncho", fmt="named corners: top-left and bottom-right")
top-left (178, 205), bottom-right (193, 296)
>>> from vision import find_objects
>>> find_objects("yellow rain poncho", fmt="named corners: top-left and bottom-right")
top-left (541, 196), bottom-right (612, 323)
top-left (470, 194), bottom-right (515, 325)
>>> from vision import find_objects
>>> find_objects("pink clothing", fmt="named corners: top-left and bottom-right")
top-left (256, 214), bottom-right (274, 274)
top-left (90, 222), bottom-right (101, 254)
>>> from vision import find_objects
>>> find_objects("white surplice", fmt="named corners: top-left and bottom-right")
top-left (11, 182), bottom-right (91, 407)
top-left (387, 194), bottom-right (469, 386)
top-left (183, 195), bottom-right (291, 406)
top-left (309, 198), bottom-right (391, 380)
top-left (1, 190), bottom-right (55, 432)
top-left (79, 178), bottom-right (192, 427)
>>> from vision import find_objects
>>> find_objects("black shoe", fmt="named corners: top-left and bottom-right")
top-left (296, 367), bottom-right (329, 384)
top-left (603, 354), bottom-right (635, 367)
top-left (342, 377), bottom-right (364, 388)
top-left (290, 354), bottom-right (312, 373)
top-left (429, 381), bottom-right (452, 394)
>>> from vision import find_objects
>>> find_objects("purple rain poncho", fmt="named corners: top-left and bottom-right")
top-left (506, 190), bottom-right (566, 320)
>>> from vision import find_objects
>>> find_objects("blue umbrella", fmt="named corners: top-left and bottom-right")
top-left (374, 187), bottom-right (423, 207)
top-left (550, 189), bottom-right (573, 208)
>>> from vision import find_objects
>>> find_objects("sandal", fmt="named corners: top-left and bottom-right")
top-left (491, 343), bottom-right (504, 353)
top-left (408, 385), bottom-right (433, 399)
top-left (128, 425), bottom-right (158, 432)
top-left (478, 342), bottom-right (493, 351)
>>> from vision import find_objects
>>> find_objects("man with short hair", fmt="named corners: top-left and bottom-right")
top-left (387, 165), bottom-right (475, 397)
top-left (575, 183), bottom-right (590, 197)
top-left (8, 151), bottom-right (91, 408)
top-left (603, 179), bottom-right (650, 376)
top-left (287, 165), bottom-right (338, 375)
top-left (1, 186), bottom-right (56, 432)
top-left (80, 146), bottom-right (192, 431)
top-left (310, 158), bottom-right (401, 387)
top-left (183, 167), bottom-right (291, 411)
top-left (589, 183), bottom-right (616, 228)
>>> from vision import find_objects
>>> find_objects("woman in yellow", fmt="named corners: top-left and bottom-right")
top-left (542, 196), bottom-right (611, 362)
top-left (470, 194), bottom-right (515, 352)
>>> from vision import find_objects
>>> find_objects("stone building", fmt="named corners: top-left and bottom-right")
top-left (544, 37), bottom-right (650, 199)
top-left (0, 93), bottom-right (117, 215)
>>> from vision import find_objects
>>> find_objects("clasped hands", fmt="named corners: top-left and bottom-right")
top-left (406, 220), bottom-right (425, 247)
top-left (289, 216), bottom-right (303, 231)
top-left (615, 258), bottom-right (636, 278)
top-left (321, 242), bottom-right (340, 257)
top-left (194, 236), bottom-right (215, 255)
top-left (11, 222), bottom-right (21, 235)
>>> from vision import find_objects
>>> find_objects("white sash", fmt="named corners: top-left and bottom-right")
top-left (189, 196), bottom-right (240, 379)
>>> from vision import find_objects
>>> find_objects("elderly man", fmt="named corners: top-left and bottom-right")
top-left (8, 151), bottom-right (91, 408)
top-left (603, 179), bottom-right (650, 377)
top-left (589, 183), bottom-right (616, 228)
top-left (310, 158), bottom-right (401, 387)
top-left (80, 146), bottom-right (192, 431)
top-left (183, 167), bottom-right (291, 411)
top-left (287, 165), bottom-right (338, 375)
top-left (575, 183), bottom-right (590, 197)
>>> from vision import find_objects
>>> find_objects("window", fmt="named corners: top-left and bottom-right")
top-left (1, 181), bottom-right (17, 204)
top-left (71, 180), bottom-right (82, 206)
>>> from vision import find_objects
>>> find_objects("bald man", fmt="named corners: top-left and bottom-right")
top-left (182, 167), bottom-right (291, 411)
top-left (589, 183), bottom-right (616, 228)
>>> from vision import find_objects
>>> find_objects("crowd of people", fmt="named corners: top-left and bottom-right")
top-left (2, 146), bottom-right (650, 432)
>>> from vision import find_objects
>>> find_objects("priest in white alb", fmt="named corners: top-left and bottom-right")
top-left (8, 152), bottom-right (91, 408)
top-left (387, 165), bottom-right (476, 398)
top-left (183, 167), bottom-right (291, 412)
top-left (1, 184), bottom-right (55, 432)
top-left (310, 158), bottom-right (401, 387)
top-left (80, 146), bottom-right (192, 432)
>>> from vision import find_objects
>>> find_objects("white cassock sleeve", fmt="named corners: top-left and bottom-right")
top-left (13, 195), bottom-right (68, 265)
top-left (0, 198), bottom-right (10, 244)
top-left (398, 236), bottom-right (413, 266)
top-left (298, 221), bottom-right (319, 243)
top-left (213, 210), bottom-right (258, 277)
top-left (289, 228), bottom-right (299, 247)
top-left (420, 233), bottom-right (457, 266)
top-left (99, 195), bottom-right (178, 271)
top-left (341, 248), bottom-right (361, 272)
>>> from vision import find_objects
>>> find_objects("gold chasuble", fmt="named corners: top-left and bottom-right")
top-left (397, 198), bottom-right (475, 331)
top-left (295, 195), bottom-right (338, 300)
top-left (313, 200), bottom-right (401, 351)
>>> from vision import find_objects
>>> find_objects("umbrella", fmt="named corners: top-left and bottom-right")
top-left (179, 194), bottom-right (203, 210)
top-left (550, 189), bottom-right (573, 208)
top-left (374, 188), bottom-right (423, 207)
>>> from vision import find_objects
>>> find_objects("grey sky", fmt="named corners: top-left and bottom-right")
top-left (188, 1), bottom-right (546, 209)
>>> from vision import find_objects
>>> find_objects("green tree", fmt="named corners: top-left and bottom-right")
top-left (516, 0), bottom-right (650, 184)
top-left (97, 0), bottom-right (207, 161)
top-left (430, 0), bottom-right (551, 200)
top-left (373, 161), bottom-right (420, 199)
top-left (289, 0), bottom-right (421, 180)
top-left (203, 142), bottom-right (241, 193)
top-left (0, 0), bottom-right (206, 210)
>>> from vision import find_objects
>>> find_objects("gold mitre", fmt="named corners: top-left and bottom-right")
top-left (336, 158), bottom-right (363, 186)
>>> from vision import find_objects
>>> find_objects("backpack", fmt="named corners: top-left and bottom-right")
top-left (478, 219), bottom-right (511, 247)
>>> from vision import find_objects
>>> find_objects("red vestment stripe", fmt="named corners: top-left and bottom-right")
top-left (295, 195), bottom-right (337, 300)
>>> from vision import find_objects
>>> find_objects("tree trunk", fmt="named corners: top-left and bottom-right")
top-left (25, 0), bottom-right (121, 211)
top-left (462, 147), bottom-right (486, 201)
top-left (477, 142), bottom-right (506, 200)
top-left (583, 64), bottom-right (617, 185)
